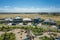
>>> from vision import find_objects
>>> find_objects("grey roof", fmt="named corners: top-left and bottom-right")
top-left (44, 19), bottom-right (55, 23)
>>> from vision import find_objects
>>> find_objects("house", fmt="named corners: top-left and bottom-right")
top-left (4, 18), bottom-right (13, 23)
top-left (44, 19), bottom-right (56, 25)
top-left (23, 18), bottom-right (32, 25)
top-left (13, 16), bottom-right (22, 23)
top-left (23, 18), bottom-right (32, 22)
top-left (33, 17), bottom-right (42, 24)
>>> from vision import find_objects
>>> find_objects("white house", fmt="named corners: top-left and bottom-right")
top-left (23, 18), bottom-right (32, 25)
top-left (4, 18), bottom-right (13, 23)
top-left (23, 18), bottom-right (32, 22)
top-left (5, 18), bottom-right (13, 21)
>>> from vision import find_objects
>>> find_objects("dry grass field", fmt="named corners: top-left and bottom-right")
top-left (0, 14), bottom-right (60, 21)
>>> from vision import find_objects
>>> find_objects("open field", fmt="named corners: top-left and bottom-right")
top-left (0, 13), bottom-right (60, 21)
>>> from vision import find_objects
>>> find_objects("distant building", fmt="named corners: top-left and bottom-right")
top-left (33, 17), bottom-right (42, 26)
top-left (23, 18), bottom-right (32, 22)
top-left (44, 19), bottom-right (56, 25)
top-left (4, 18), bottom-right (13, 23)
top-left (13, 16), bottom-right (22, 23)
top-left (33, 17), bottom-right (42, 24)
top-left (23, 18), bottom-right (32, 25)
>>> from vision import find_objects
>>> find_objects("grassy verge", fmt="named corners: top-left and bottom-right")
top-left (0, 33), bottom-right (15, 40)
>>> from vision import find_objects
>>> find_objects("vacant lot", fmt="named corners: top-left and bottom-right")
top-left (0, 14), bottom-right (60, 21)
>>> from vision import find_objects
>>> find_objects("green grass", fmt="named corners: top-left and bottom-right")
top-left (0, 33), bottom-right (15, 40)
top-left (39, 36), bottom-right (55, 40)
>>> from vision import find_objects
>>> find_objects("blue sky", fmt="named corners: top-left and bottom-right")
top-left (0, 0), bottom-right (60, 12)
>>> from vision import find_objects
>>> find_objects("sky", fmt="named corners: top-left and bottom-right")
top-left (0, 0), bottom-right (60, 12)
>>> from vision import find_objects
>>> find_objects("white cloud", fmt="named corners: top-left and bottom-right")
top-left (0, 6), bottom-right (60, 12)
